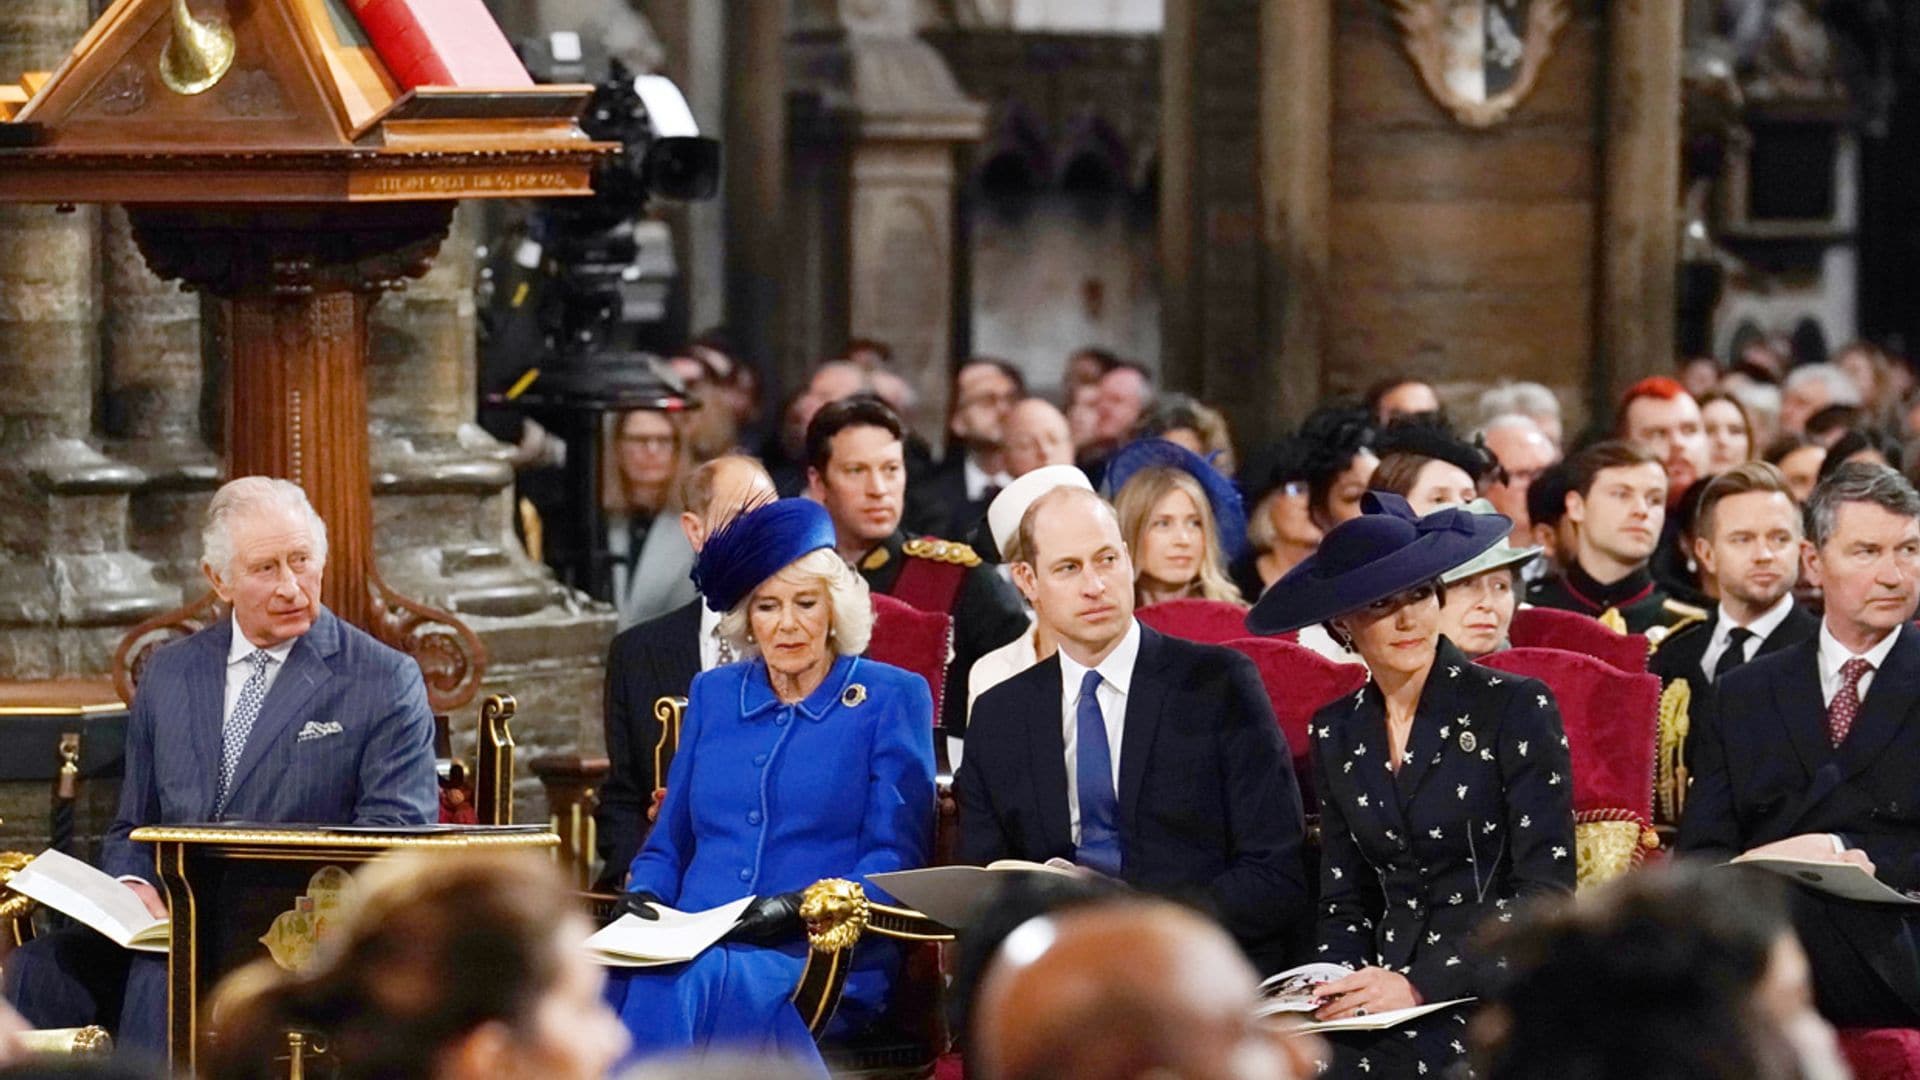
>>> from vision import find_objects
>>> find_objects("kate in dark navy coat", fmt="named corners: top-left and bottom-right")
top-left (1250, 494), bottom-right (1577, 1079)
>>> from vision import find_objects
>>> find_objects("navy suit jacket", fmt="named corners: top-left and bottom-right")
top-left (102, 607), bottom-right (439, 883)
top-left (1680, 624), bottom-right (1920, 1015)
top-left (954, 624), bottom-right (1310, 971)
top-left (597, 598), bottom-right (703, 888)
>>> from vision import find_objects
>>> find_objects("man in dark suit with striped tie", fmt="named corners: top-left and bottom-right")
top-left (954, 486), bottom-right (1310, 972)
top-left (1682, 463), bottom-right (1920, 1024)
top-left (3, 477), bottom-right (438, 1052)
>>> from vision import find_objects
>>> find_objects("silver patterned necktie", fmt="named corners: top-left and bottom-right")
top-left (714, 626), bottom-right (736, 667)
top-left (215, 650), bottom-right (274, 816)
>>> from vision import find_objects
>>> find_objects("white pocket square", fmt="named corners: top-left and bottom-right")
top-left (296, 720), bottom-right (344, 742)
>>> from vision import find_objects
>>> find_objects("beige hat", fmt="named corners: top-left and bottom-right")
top-left (1439, 498), bottom-right (1541, 584)
top-left (987, 465), bottom-right (1095, 559)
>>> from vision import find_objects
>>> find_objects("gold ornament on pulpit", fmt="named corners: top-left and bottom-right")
top-left (158, 0), bottom-right (234, 96)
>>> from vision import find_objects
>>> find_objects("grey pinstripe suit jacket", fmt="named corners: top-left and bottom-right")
top-left (101, 607), bottom-right (438, 882)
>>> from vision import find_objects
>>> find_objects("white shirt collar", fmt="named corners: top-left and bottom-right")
top-left (227, 613), bottom-right (298, 666)
top-left (1058, 618), bottom-right (1142, 702)
top-left (699, 602), bottom-right (724, 641)
top-left (1817, 619), bottom-right (1901, 677)
top-left (963, 454), bottom-right (1012, 502)
top-left (1717, 594), bottom-right (1797, 646)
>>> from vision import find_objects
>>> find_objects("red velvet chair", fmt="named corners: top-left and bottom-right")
top-left (1508, 606), bottom-right (1651, 673)
top-left (1479, 647), bottom-right (1661, 885)
top-left (1841, 1028), bottom-right (1920, 1080)
top-left (868, 592), bottom-right (955, 728)
top-left (1136, 597), bottom-right (1252, 645)
top-left (1220, 636), bottom-right (1368, 814)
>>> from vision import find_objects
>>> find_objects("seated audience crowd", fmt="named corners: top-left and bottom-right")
top-left (12, 337), bottom-right (1920, 1080)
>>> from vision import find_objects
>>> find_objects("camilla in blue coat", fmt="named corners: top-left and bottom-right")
top-left (604, 498), bottom-right (936, 1075)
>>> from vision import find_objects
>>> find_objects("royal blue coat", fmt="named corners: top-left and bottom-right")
top-left (608, 652), bottom-right (936, 1073)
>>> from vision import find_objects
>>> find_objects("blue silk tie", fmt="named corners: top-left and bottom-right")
top-left (1075, 668), bottom-right (1122, 875)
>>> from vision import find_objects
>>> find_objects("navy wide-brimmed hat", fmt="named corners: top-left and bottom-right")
top-left (1101, 438), bottom-right (1250, 563)
top-left (691, 497), bottom-right (837, 613)
top-left (1245, 492), bottom-right (1511, 635)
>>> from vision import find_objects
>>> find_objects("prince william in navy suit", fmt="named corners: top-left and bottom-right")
top-left (4, 477), bottom-right (437, 1053)
top-left (955, 485), bottom-right (1309, 972)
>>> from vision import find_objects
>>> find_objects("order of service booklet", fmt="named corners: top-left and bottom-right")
top-left (867, 860), bottom-right (1083, 930)
top-left (584, 895), bottom-right (756, 967)
top-left (1255, 961), bottom-right (1472, 1033)
top-left (1730, 854), bottom-right (1920, 905)
top-left (6, 848), bottom-right (170, 952)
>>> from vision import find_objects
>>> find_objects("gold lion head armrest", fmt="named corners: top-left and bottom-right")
top-left (791, 878), bottom-right (956, 1039)
top-left (16, 1026), bottom-right (112, 1055)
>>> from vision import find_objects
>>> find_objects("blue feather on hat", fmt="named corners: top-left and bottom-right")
top-left (691, 497), bottom-right (838, 613)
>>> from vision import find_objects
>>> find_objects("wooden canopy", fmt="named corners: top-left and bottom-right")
top-left (0, 0), bottom-right (608, 203)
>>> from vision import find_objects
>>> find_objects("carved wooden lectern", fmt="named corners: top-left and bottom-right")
top-left (129, 824), bottom-right (557, 1071)
top-left (0, 0), bottom-right (610, 712)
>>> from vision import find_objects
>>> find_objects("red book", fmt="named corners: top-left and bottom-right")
top-left (347, 0), bottom-right (534, 91)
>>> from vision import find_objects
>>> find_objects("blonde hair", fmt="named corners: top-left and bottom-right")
top-left (1112, 467), bottom-right (1244, 606)
top-left (717, 547), bottom-right (874, 656)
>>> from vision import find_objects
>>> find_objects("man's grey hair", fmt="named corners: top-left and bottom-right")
top-left (1474, 413), bottom-right (1543, 441)
top-left (1803, 462), bottom-right (1920, 549)
top-left (1477, 381), bottom-right (1562, 427)
top-left (201, 477), bottom-right (330, 580)
top-left (1784, 363), bottom-right (1864, 408)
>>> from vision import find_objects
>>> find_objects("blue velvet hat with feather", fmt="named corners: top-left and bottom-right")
top-left (691, 497), bottom-right (838, 613)
top-left (1100, 437), bottom-right (1251, 563)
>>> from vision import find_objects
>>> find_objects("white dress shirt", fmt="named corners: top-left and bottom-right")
top-left (1699, 594), bottom-right (1798, 681)
top-left (1056, 618), bottom-right (1141, 845)
top-left (224, 614), bottom-right (296, 723)
top-left (963, 455), bottom-right (1014, 502)
top-left (1816, 620), bottom-right (1902, 707)
top-left (697, 603), bottom-right (730, 672)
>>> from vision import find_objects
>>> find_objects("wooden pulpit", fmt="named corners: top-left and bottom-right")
top-left (0, 0), bottom-right (613, 713)
top-left (129, 823), bottom-right (557, 1071)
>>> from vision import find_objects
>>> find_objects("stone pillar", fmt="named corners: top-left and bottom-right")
top-left (728, 0), bottom-right (792, 391)
top-left (368, 203), bottom-right (617, 821)
top-left (101, 206), bottom-right (221, 589)
top-left (789, 0), bottom-right (986, 434)
top-left (1597, 0), bottom-right (1685, 405)
top-left (1158, 0), bottom-right (1277, 436)
top-left (0, 0), bottom-right (176, 680)
top-left (649, 0), bottom-right (728, 335)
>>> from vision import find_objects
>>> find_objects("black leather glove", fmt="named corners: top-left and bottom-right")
top-left (607, 890), bottom-right (665, 926)
top-left (727, 891), bottom-right (805, 944)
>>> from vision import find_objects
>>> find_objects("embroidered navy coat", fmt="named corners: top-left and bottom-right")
top-left (1309, 637), bottom-right (1577, 1076)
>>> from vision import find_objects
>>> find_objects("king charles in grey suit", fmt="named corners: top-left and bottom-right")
top-left (4, 477), bottom-right (437, 1053)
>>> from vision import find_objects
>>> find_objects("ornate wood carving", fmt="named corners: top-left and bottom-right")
top-left (112, 589), bottom-right (226, 706)
top-left (1388, 0), bottom-right (1569, 129)
top-left (369, 574), bottom-right (489, 712)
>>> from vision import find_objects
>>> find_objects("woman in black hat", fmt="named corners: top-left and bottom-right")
top-left (1248, 493), bottom-right (1577, 1079)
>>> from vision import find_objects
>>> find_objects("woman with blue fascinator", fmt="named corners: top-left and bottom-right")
top-left (603, 497), bottom-right (935, 1075)
top-left (1104, 438), bottom-right (1251, 607)
top-left (1248, 493), bottom-right (1576, 1080)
